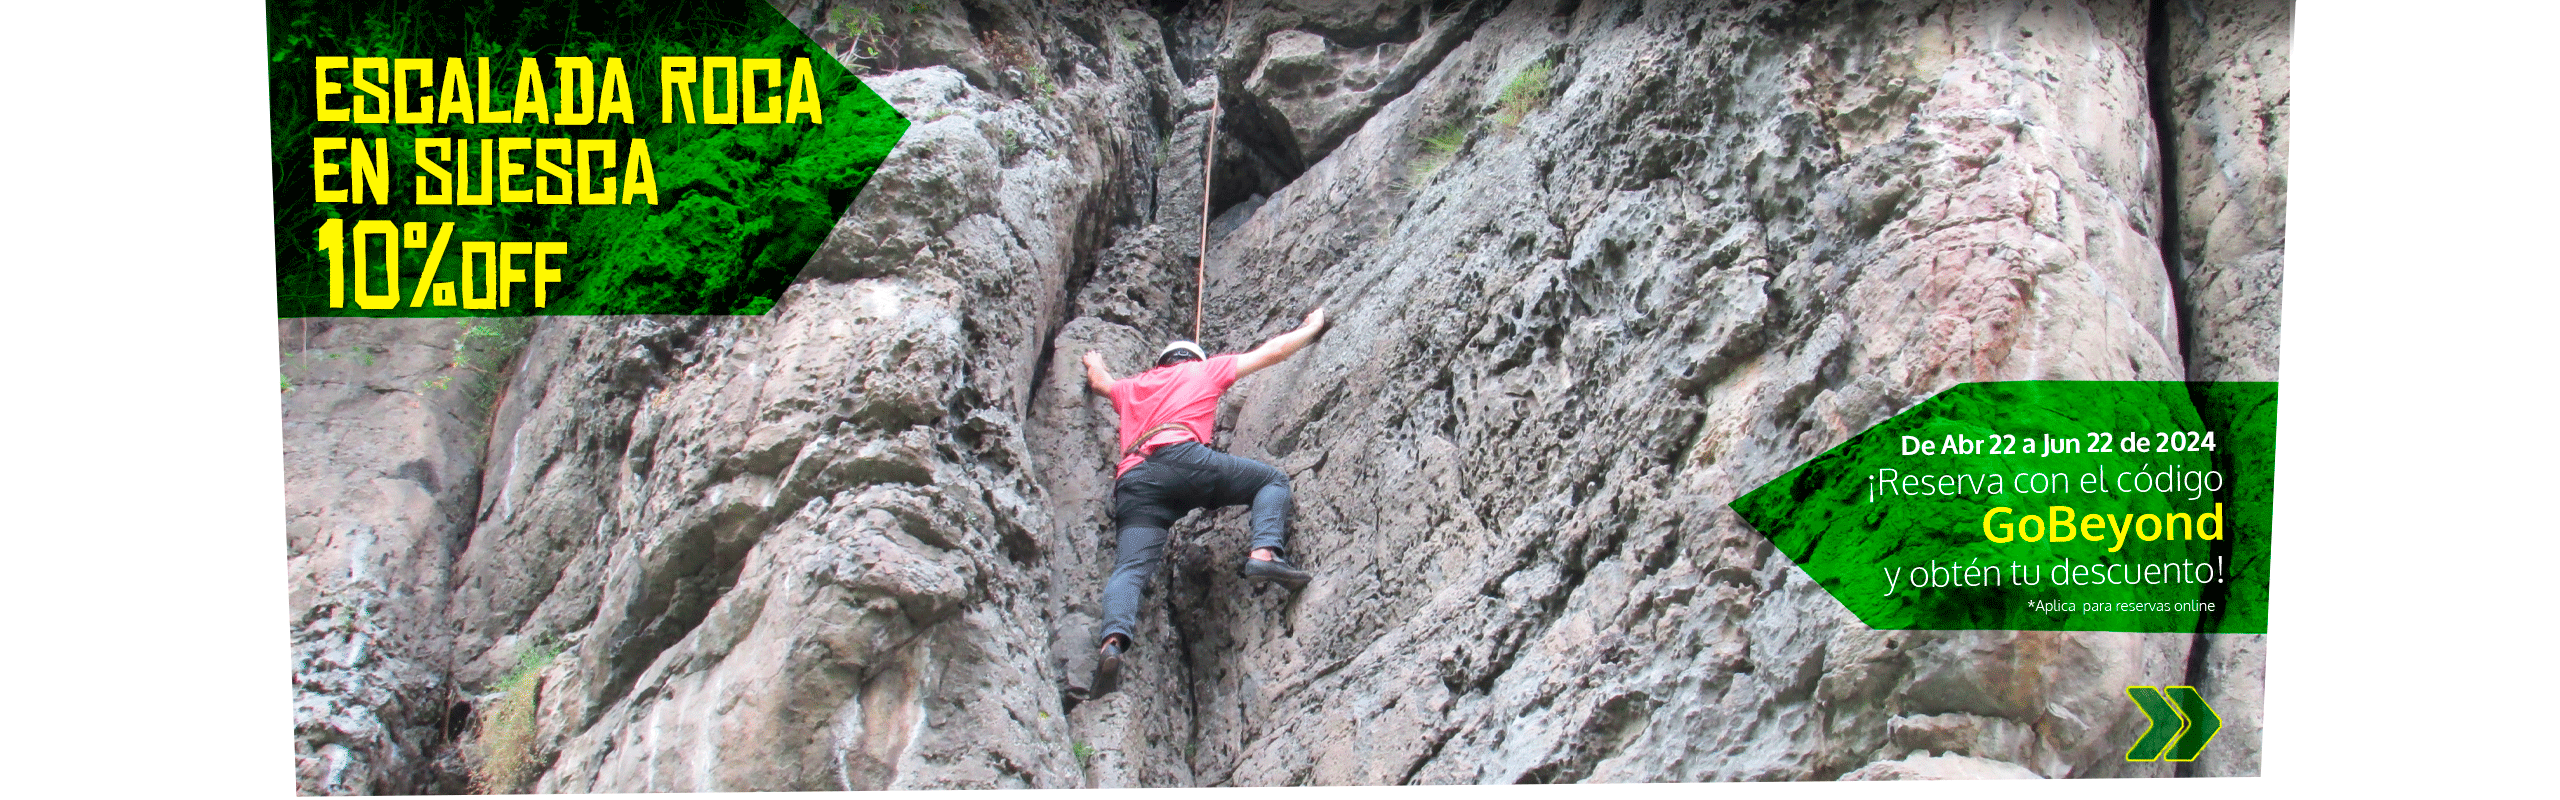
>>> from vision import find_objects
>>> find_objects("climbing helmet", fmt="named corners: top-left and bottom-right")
top-left (1156, 340), bottom-right (1208, 367)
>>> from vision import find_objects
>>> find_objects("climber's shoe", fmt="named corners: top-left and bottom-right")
top-left (1091, 638), bottom-right (1124, 697)
top-left (1241, 556), bottom-right (1312, 590)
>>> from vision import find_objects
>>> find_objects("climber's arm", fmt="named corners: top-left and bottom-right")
top-left (1083, 351), bottom-right (1117, 395)
top-left (1234, 307), bottom-right (1328, 379)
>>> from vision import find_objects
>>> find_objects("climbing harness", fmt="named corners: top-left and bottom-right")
top-left (1122, 421), bottom-right (1205, 457)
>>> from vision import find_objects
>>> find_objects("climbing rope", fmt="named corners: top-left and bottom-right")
top-left (1194, 93), bottom-right (1218, 343)
top-left (1193, 0), bottom-right (1232, 344)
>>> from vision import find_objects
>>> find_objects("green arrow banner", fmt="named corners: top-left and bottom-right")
top-left (1728, 381), bottom-right (2274, 634)
top-left (2124, 685), bottom-right (2223, 761)
top-left (268, 0), bottom-right (908, 317)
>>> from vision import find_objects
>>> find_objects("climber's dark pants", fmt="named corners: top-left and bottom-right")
top-left (1100, 442), bottom-right (1290, 649)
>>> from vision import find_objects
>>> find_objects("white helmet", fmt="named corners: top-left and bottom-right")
top-left (1156, 340), bottom-right (1208, 366)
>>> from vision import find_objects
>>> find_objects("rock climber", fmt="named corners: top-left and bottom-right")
top-left (1079, 307), bottom-right (1329, 696)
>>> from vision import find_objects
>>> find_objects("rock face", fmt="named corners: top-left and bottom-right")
top-left (282, 0), bottom-right (2289, 792)
top-left (2163, 0), bottom-right (2288, 384)
top-left (285, 318), bottom-right (506, 795)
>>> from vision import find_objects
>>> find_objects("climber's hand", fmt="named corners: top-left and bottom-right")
top-left (1083, 351), bottom-right (1116, 394)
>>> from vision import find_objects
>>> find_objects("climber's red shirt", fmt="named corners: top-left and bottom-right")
top-left (1109, 354), bottom-right (1240, 477)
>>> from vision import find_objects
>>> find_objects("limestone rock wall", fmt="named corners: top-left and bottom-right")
top-left (2163, 0), bottom-right (2287, 384)
top-left (282, 0), bottom-right (2289, 792)
top-left (286, 318), bottom-right (512, 795)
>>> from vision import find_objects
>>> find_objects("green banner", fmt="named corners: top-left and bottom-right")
top-left (1729, 382), bottom-right (2274, 634)
top-left (269, 0), bottom-right (907, 317)
top-left (2124, 686), bottom-right (2223, 762)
